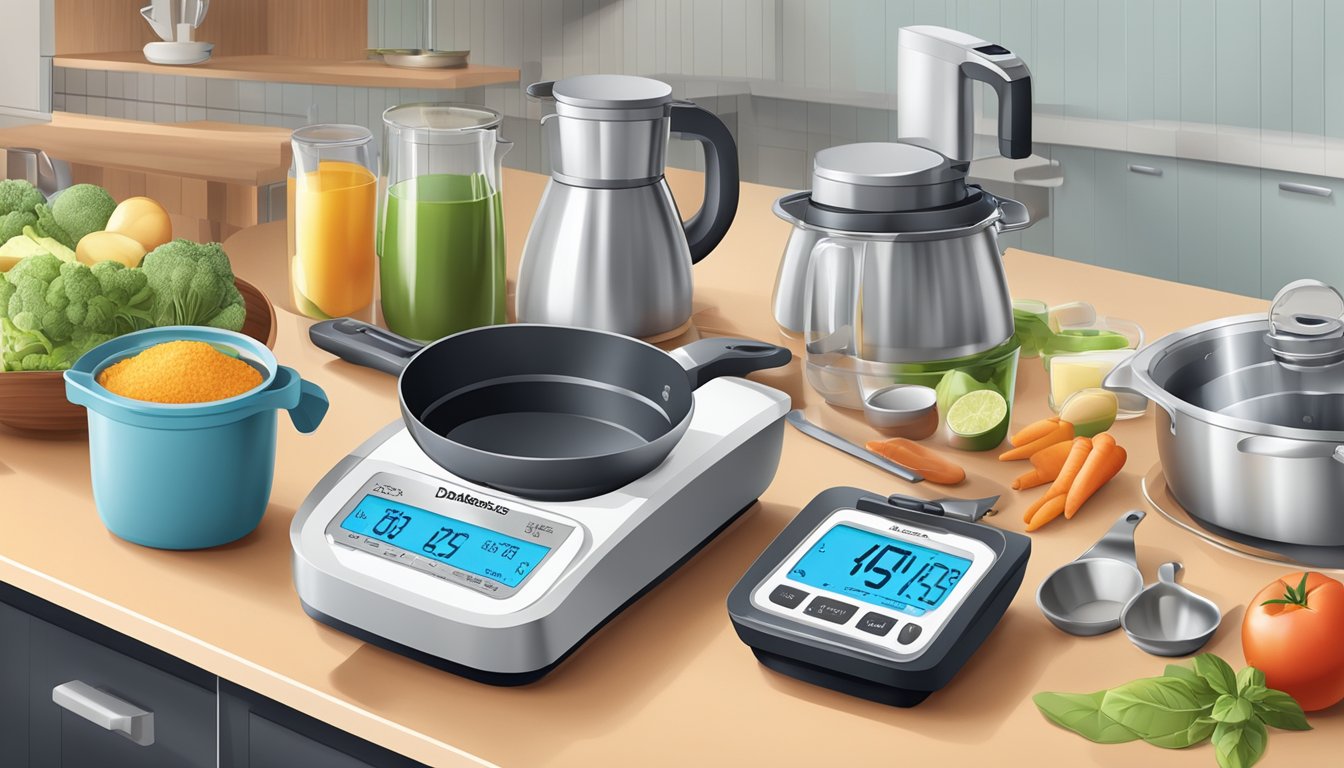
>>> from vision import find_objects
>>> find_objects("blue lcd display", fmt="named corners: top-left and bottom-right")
top-left (340, 496), bottom-right (551, 588)
top-left (788, 524), bottom-right (971, 614)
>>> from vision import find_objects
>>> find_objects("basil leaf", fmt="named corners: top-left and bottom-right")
top-left (1143, 714), bottom-right (1217, 749)
top-left (1240, 685), bottom-right (1270, 704)
top-left (1254, 689), bottom-right (1312, 731)
top-left (1033, 691), bottom-right (1140, 744)
top-left (1213, 719), bottom-right (1268, 768)
top-left (1212, 694), bottom-right (1254, 724)
top-left (1100, 676), bottom-right (1215, 748)
top-left (1165, 664), bottom-right (1217, 701)
top-left (1236, 666), bottom-right (1266, 694)
top-left (1194, 654), bottom-right (1238, 696)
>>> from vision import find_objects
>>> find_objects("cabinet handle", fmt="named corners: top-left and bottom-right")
top-left (1128, 164), bottom-right (1163, 177)
top-left (1279, 181), bottom-right (1333, 198)
top-left (52, 681), bottom-right (155, 746)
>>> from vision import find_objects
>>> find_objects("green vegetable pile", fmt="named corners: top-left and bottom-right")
top-left (1034, 653), bottom-right (1310, 768)
top-left (0, 179), bottom-right (45, 243)
top-left (0, 238), bottom-right (246, 372)
top-left (36, 183), bottom-right (117, 250)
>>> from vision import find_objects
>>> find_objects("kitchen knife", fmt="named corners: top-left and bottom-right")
top-left (786, 409), bottom-right (923, 483)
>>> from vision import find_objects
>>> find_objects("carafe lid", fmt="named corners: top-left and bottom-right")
top-left (551, 75), bottom-right (673, 111)
top-left (811, 142), bottom-right (969, 211)
top-left (383, 103), bottom-right (501, 134)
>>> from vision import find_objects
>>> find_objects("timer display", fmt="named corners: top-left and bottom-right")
top-left (788, 524), bottom-right (971, 613)
top-left (340, 496), bottom-right (550, 588)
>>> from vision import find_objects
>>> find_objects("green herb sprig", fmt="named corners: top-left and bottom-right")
top-left (1033, 653), bottom-right (1310, 768)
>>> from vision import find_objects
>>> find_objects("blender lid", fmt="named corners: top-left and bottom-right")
top-left (383, 103), bottom-right (502, 132)
top-left (551, 75), bottom-right (674, 110)
top-left (811, 142), bottom-right (969, 211)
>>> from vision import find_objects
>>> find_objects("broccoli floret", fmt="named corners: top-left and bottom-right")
top-left (0, 211), bottom-right (37, 243)
top-left (50, 184), bottom-right (116, 246)
top-left (141, 239), bottom-right (245, 331)
top-left (33, 203), bottom-right (75, 250)
top-left (90, 261), bottom-right (154, 334)
top-left (0, 179), bottom-right (43, 217)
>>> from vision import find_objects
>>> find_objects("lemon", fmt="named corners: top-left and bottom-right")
top-left (946, 389), bottom-right (1010, 451)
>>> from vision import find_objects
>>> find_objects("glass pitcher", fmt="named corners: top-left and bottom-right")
top-left (378, 104), bottom-right (512, 341)
top-left (287, 124), bottom-right (377, 320)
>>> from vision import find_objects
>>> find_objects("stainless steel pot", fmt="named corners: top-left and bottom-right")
top-left (1106, 280), bottom-right (1344, 546)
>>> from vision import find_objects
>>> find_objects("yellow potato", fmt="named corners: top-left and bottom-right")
top-left (76, 230), bottom-right (147, 268)
top-left (105, 196), bottom-right (172, 251)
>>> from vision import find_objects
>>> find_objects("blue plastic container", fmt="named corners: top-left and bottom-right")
top-left (64, 327), bottom-right (329, 550)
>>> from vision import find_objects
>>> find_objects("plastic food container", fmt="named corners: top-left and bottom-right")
top-left (64, 327), bottom-right (329, 550)
top-left (1041, 315), bottom-right (1144, 373)
top-left (1049, 349), bottom-right (1146, 418)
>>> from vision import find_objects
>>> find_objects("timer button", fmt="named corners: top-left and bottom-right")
top-left (803, 596), bottom-right (858, 625)
top-left (768, 584), bottom-right (809, 609)
top-left (856, 612), bottom-right (897, 637)
top-left (897, 623), bottom-right (923, 645)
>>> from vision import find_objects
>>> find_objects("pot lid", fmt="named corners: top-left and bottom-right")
top-left (1266, 279), bottom-right (1344, 366)
top-left (810, 142), bottom-right (969, 211)
top-left (550, 75), bottom-right (674, 110)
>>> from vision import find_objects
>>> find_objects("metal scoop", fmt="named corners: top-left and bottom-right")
top-left (1036, 510), bottom-right (1146, 636)
top-left (1120, 562), bottom-right (1221, 656)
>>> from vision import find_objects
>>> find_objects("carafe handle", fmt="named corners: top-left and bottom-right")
top-left (669, 101), bottom-right (740, 264)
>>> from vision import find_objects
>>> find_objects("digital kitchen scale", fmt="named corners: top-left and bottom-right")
top-left (292, 377), bottom-right (790, 685)
top-left (728, 487), bottom-right (1030, 706)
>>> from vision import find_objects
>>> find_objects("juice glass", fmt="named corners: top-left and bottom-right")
top-left (379, 104), bottom-right (512, 341)
top-left (288, 124), bottom-right (377, 319)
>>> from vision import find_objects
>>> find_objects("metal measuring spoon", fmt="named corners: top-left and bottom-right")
top-left (1036, 510), bottom-right (1146, 636)
top-left (1120, 562), bottom-right (1222, 656)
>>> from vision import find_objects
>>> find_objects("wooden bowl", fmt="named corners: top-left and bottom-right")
top-left (0, 278), bottom-right (277, 434)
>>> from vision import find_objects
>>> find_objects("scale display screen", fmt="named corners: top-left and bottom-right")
top-left (340, 496), bottom-right (551, 588)
top-left (788, 524), bottom-right (971, 612)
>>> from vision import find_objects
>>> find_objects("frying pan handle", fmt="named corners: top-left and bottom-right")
top-left (669, 338), bottom-right (792, 389)
top-left (309, 319), bottom-right (424, 376)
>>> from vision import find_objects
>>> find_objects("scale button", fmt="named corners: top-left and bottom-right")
top-left (897, 623), bottom-right (923, 645)
top-left (856, 612), bottom-right (897, 637)
top-left (804, 596), bottom-right (857, 624)
top-left (768, 584), bottom-right (809, 609)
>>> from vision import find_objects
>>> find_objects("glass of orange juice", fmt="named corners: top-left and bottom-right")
top-left (287, 125), bottom-right (377, 319)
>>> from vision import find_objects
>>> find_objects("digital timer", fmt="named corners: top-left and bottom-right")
top-left (788, 524), bottom-right (972, 613)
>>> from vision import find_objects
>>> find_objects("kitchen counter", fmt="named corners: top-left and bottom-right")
top-left (0, 167), bottom-right (1332, 767)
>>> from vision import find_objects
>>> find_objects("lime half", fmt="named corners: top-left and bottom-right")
top-left (946, 389), bottom-right (1010, 451)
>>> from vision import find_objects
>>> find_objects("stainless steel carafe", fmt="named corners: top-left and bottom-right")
top-left (518, 75), bottom-right (740, 338)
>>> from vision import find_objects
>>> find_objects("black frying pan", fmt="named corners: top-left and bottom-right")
top-left (310, 319), bottom-right (791, 500)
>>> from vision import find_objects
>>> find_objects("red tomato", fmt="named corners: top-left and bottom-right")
top-left (1242, 571), bottom-right (1344, 711)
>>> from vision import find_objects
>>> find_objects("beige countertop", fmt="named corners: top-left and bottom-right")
top-left (0, 167), bottom-right (1334, 767)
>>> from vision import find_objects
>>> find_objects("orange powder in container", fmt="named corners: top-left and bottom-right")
top-left (97, 340), bottom-right (264, 404)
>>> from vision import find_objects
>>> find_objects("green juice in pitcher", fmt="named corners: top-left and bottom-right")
top-left (379, 173), bottom-right (506, 341)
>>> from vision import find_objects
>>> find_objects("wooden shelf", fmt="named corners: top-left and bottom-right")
top-left (54, 52), bottom-right (520, 90)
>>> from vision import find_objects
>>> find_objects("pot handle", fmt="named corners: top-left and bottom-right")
top-left (995, 196), bottom-right (1032, 233)
top-left (670, 101), bottom-right (740, 264)
top-left (1077, 509), bottom-right (1146, 567)
top-left (668, 338), bottom-right (792, 389)
top-left (309, 319), bottom-right (423, 376)
top-left (250, 366), bottom-right (329, 434)
top-left (1236, 434), bottom-right (1344, 460)
top-left (1103, 354), bottom-right (1166, 424)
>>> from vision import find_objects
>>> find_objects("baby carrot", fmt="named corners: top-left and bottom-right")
top-left (1022, 436), bottom-right (1092, 521)
top-left (998, 420), bottom-right (1074, 461)
top-left (866, 438), bottom-right (966, 485)
top-left (1064, 434), bottom-right (1128, 519)
top-left (1009, 416), bottom-right (1061, 447)
top-left (1010, 441), bottom-right (1074, 490)
top-left (1026, 495), bottom-right (1067, 531)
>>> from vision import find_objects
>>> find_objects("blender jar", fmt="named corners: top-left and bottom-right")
top-left (288, 124), bottom-right (377, 319)
top-left (379, 104), bottom-right (512, 341)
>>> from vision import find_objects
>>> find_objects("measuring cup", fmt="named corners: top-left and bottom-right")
top-left (1120, 562), bottom-right (1222, 656)
top-left (1036, 510), bottom-right (1145, 636)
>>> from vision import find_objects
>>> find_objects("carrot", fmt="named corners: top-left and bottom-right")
top-left (999, 420), bottom-right (1074, 461)
top-left (1009, 416), bottom-right (1061, 447)
top-left (1022, 436), bottom-right (1092, 521)
top-left (1010, 440), bottom-right (1075, 490)
top-left (1025, 495), bottom-right (1067, 531)
top-left (1064, 434), bottom-right (1128, 519)
top-left (866, 438), bottom-right (966, 485)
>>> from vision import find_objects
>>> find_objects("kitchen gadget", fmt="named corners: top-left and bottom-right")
top-left (292, 374), bottom-right (790, 684)
top-left (727, 487), bottom-right (1029, 707)
top-left (1036, 511), bottom-right (1146, 636)
top-left (310, 319), bottom-right (791, 500)
top-left (785, 410), bottom-right (923, 483)
top-left (1107, 279), bottom-right (1344, 546)
top-left (518, 75), bottom-right (740, 339)
top-left (863, 384), bottom-right (939, 439)
top-left (140, 0), bottom-right (213, 65)
top-left (372, 0), bottom-right (470, 69)
top-left (1120, 562), bottom-right (1221, 657)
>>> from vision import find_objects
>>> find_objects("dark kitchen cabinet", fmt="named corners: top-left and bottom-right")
top-left (0, 602), bottom-right (31, 767)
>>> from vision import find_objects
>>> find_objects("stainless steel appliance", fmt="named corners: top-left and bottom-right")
top-left (1107, 280), bottom-right (1344, 546)
top-left (518, 75), bottom-right (740, 339)
top-left (772, 25), bottom-right (1033, 338)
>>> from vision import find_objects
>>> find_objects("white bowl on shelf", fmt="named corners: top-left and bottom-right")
top-left (143, 41), bottom-right (214, 66)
